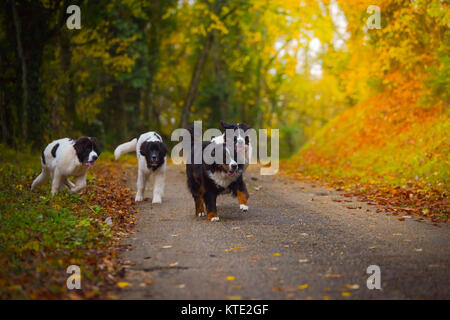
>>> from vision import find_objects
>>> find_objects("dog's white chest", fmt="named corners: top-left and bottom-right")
top-left (207, 171), bottom-right (236, 189)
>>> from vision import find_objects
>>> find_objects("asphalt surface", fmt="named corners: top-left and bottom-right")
top-left (118, 164), bottom-right (449, 300)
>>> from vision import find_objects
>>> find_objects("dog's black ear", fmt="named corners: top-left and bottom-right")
top-left (74, 136), bottom-right (89, 152)
top-left (90, 137), bottom-right (101, 154)
top-left (240, 123), bottom-right (250, 130)
top-left (140, 141), bottom-right (149, 156)
top-left (74, 136), bottom-right (89, 162)
top-left (220, 121), bottom-right (234, 129)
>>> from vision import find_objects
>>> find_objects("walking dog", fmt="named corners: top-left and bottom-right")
top-left (31, 136), bottom-right (101, 195)
top-left (186, 126), bottom-right (249, 221)
top-left (114, 132), bottom-right (167, 203)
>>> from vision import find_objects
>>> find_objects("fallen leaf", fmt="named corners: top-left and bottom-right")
top-left (161, 245), bottom-right (173, 249)
top-left (298, 259), bottom-right (308, 263)
top-left (273, 253), bottom-right (281, 256)
top-left (273, 286), bottom-right (282, 292)
top-left (226, 276), bottom-right (235, 281)
top-left (228, 296), bottom-right (242, 300)
top-left (117, 282), bottom-right (131, 288)
top-left (342, 291), bottom-right (351, 297)
top-left (246, 234), bottom-right (254, 238)
top-left (169, 262), bottom-right (179, 267)
top-left (297, 284), bottom-right (308, 290)
top-left (225, 246), bottom-right (245, 252)
top-left (345, 284), bottom-right (360, 290)
top-left (324, 273), bottom-right (342, 278)
top-left (368, 246), bottom-right (378, 249)
top-left (322, 296), bottom-right (331, 300)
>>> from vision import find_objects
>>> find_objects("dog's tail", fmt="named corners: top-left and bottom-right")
top-left (114, 138), bottom-right (137, 160)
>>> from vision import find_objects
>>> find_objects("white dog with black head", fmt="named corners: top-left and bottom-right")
top-left (114, 132), bottom-right (167, 203)
top-left (31, 136), bottom-right (101, 195)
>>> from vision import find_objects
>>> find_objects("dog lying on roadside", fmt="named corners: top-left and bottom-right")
top-left (186, 126), bottom-right (248, 222)
top-left (114, 132), bottom-right (167, 203)
top-left (31, 137), bottom-right (101, 195)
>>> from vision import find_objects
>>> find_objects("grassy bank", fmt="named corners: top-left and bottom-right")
top-left (284, 84), bottom-right (449, 222)
top-left (0, 146), bottom-right (136, 299)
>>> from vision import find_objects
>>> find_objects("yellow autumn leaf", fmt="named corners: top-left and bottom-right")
top-left (226, 276), bottom-right (235, 281)
top-left (117, 282), bottom-right (130, 288)
top-left (274, 253), bottom-right (281, 256)
top-left (225, 246), bottom-right (244, 252)
top-left (342, 291), bottom-right (351, 297)
top-left (298, 284), bottom-right (308, 290)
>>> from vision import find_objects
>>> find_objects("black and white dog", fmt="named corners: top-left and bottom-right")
top-left (31, 137), bottom-right (101, 195)
top-left (211, 121), bottom-right (252, 172)
top-left (114, 132), bottom-right (167, 203)
top-left (186, 126), bottom-right (248, 222)
top-left (211, 121), bottom-right (252, 211)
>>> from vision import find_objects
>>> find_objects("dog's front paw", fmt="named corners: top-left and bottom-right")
top-left (240, 204), bottom-right (249, 212)
top-left (152, 195), bottom-right (162, 204)
top-left (207, 212), bottom-right (220, 222)
top-left (135, 194), bottom-right (144, 202)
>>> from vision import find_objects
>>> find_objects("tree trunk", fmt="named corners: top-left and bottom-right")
top-left (11, 0), bottom-right (27, 140)
top-left (180, 32), bottom-right (214, 128)
top-left (60, 29), bottom-right (77, 132)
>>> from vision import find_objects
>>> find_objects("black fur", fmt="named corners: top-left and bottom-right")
top-left (220, 121), bottom-right (251, 145)
top-left (51, 143), bottom-right (59, 158)
top-left (140, 140), bottom-right (167, 171)
top-left (41, 150), bottom-right (46, 165)
top-left (73, 136), bottom-right (101, 164)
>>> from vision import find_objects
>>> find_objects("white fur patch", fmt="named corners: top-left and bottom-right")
top-left (207, 170), bottom-right (237, 189)
top-left (88, 150), bottom-right (98, 162)
top-left (198, 212), bottom-right (206, 217)
top-left (211, 216), bottom-right (220, 222)
top-left (240, 204), bottom-right (248, 211)
top-left (211, 134), bottom-right (224, 144)
top-left (152, 195), bottom-right (162, 204)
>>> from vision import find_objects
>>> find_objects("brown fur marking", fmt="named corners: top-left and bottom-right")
top-left (195, 196), bottom-right (205, 216)
top-left (237, 190), bottom-right (248, 206)
top-left (207, 211), bottom-right (218, 221)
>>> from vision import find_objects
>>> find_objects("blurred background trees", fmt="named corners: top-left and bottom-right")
top-left (0, 0), bottom-right (448, 158)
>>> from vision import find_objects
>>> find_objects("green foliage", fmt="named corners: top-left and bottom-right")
top-left (0, 145), bottom-right (111, 298)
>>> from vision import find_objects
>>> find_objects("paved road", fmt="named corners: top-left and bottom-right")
top-left (118, 164), bottom-right (449, 299)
